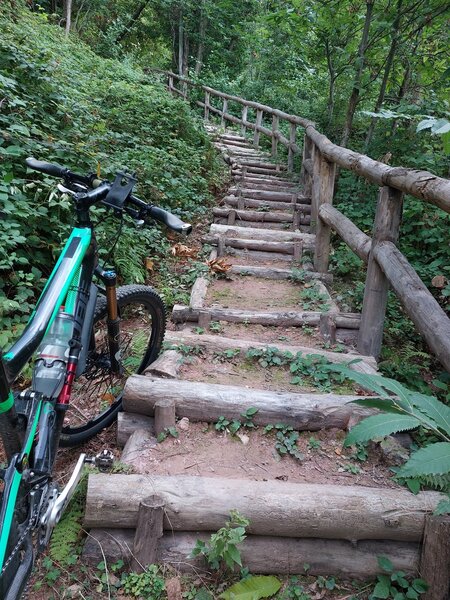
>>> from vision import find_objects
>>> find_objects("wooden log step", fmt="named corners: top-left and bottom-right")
top-left (203, 235), bottom-right (308, 255)
top-left (232, 166), bottom-right (296, 178)
top-left (229, 188), bottom-right (308, 202)
top-left (229, 248), bottom-right (295, 262)
top-left (85, 474), bottom-right (444, 540)
top-left (171, 305), bottom-right (361, 329)
top-left (143, 349), bottom-right (183, 379)
top-left (214, 218), bottom-right (310, 231)
top-left (189, 276), bottom-right (208, 309)
top-left (213, 207), bottom-right (293, 223)
top-left (83, 529), bottom-right (420, 578)
top-left (218, 134), bottom-right (247, 142)
top-left (213, 207), bottom-right (307, 224)
top-left (229, 264), bottom-right (333, 284)
top-left (210, 223), bottom-right (315, 244)
top-left (227, 197), bottom-right (311, 212)
top-left (117, 412), bottom-right (154, 447)
top-left (237, 161), bottom-right (288, 171)
top-left (164, 330), bottom-right (377, 373)
top-left (124, 375), bottom-right (372, 430)
top-left (216, 140), bottom-right (253, 149)
top-left (223, 196), bottom-right (310, 212)
top-left (239, 176), bottom-right (299, 189)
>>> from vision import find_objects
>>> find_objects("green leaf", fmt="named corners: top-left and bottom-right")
top-left (411, 579), bottom-right (428, 593)
top-left (225, 544), bottom-right (242, 567)
top-left (405, 478), bottom-right (421, 494)
top-left (351, 398), bottom-right (404, 413)
top-left (410, 393), bottom-right (450, 436)
top-left (345, 414), bottom-right (419, 446)
top-left (377, 556), bottom-right (394, 573)
top-left (433, 497), bottom-right (450, 515)
top-left (373, 577), bottom-right (390, 599)
top-left (220, 576), bottom-right (282, 600)
top-left (399, 443), bottom-right (450, 477)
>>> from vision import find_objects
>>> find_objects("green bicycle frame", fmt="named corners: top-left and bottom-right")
top-left (0, 226), bottom-right (92, 573)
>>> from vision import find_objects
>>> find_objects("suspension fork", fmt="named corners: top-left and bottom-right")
top-left (97, 268), bottom-right (122, 375)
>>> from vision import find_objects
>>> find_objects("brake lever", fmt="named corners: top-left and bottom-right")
top-left (57, 183), bottom-right (78, 197)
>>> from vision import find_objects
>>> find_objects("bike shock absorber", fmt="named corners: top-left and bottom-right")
top-left (102, 269), bottom-right (122, 375)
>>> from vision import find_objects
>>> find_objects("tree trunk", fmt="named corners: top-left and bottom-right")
top-left (178, 8), bottom-right (183, 76)
top-left (340, 0), bottom-right (375, 147)
top-left (64, 0), bottom-right (72, 35)
top-left (365, 0), bottom-right (403, 149)
top-left (194, 3), bottom-right (207, 76)
top-left (116, 1), bottom-right (150, 44)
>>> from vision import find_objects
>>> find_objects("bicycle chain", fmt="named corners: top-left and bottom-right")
top-left (0, 517), bottom-right (35, 577)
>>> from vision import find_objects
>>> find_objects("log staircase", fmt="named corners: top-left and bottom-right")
top-left (83, 123), bottom-right (446, 587)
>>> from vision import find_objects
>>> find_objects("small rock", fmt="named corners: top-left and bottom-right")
top-left (177, 417), bottom-right (190, 431)
top-left (379, 435), bottom-right (411, 466)
top-left (65, 584), bottom-right (83, 598)
top-left (236, 432), bottom-right (249, 445)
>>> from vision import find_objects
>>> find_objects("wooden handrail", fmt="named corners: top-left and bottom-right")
top-left (160, 70), bottom-right (450, 212)
top-left (159, 69), bottom-right (450, 371)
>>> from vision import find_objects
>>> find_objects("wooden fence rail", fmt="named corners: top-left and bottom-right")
top-left (157, 70), bottom-right (450, 372)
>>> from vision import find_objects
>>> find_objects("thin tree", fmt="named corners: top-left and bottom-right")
top-left (340, 0), bottom-right (375, 147)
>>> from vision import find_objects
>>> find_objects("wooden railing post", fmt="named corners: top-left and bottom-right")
top-left (168, 75), bottom-right (174, 94)
top-left (182, 80), bottom-right (188, 99)
top-left (241, 105), bottom-right (248, 136)
top-left (131, 495), bottom-right (165, 572)
top-left (288, 123), bottom-right (297, 172)
top-left (300, 133), bottom-right (313, 197)
top-left (221, 98), bottom-right (228, 129)
top-left (204, 90), bottom-right (210, 121)
top-left (312, 151), bottom-right (336, 273)
top-left (310, 143), bottom-right (319, 231)
top-left (357, 185), bottom-right (403, 358)
top-left (271, 115), bottom-right (279, 159)
top-left (254, 109), bottom-right (263, 147)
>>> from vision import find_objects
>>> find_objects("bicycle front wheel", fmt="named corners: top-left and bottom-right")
top-left (59, 285), bottom-right (166, 447)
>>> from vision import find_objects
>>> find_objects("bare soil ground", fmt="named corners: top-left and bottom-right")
top-left (205, 276), bottom-right (304, 310)
top-left (124, 421), bottom-right (399, 491)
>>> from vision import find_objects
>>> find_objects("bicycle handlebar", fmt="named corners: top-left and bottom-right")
top-left (25, 157), bottom-right (192, 235)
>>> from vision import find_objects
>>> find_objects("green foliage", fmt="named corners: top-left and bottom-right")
top-left (370, 556), bottom-right (428, 600)
top-left (0, 6), bottom-right (222, 346)
top-left (121, 565), bottom-right (165, 599)
top-left (214, 407), bottom-right (258, 435)
top-left (190, 510), bottom-right (249, 571)
top-left (49, 469), bottom-right (88, 566)
top-left (307, 437), bottom-right (321, 451)
top-left (335, 368), bottom-right (450, 491)
top-left (245, 347), bottom-right (355, 392)
top-left (299, 285), bottom-right (330, 312)
top-left (220, 575), bottom-right (281, 600)
top-left (157, 426), bottom-right (179, 442)
top-left (264, 423), bottom-right (303, 461)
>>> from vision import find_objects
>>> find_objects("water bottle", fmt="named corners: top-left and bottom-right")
top-left (32, 309), bottom-right (74, 398)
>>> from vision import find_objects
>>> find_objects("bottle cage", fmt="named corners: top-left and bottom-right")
top-left (103, 172), bottom-right (137, 211)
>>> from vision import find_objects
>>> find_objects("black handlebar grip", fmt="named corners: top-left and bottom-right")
top-left (26, 157), bottom-right (68, 178)
top-left (148, 205), bottom-right (192, 234)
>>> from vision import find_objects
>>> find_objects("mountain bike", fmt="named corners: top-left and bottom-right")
top-left (0, 157), bottom-right (192, 599)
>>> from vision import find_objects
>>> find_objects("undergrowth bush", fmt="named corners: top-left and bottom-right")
top-left (0, 4), bottom-right (223, 347)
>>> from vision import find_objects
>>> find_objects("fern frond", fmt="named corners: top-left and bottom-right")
top-left (398, 442), bottom-right (450, 478)
top-left (345, 414), bottom-right (419, 446)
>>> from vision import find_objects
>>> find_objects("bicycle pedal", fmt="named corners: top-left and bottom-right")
top-left (85, 449), bottom-right (115, 472)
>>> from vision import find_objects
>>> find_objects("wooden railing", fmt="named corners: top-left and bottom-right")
top-left (159, 70), bottom-right (450, 372)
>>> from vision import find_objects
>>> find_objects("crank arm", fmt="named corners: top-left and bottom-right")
top-left (39, 453), bottom-right (86, 547)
